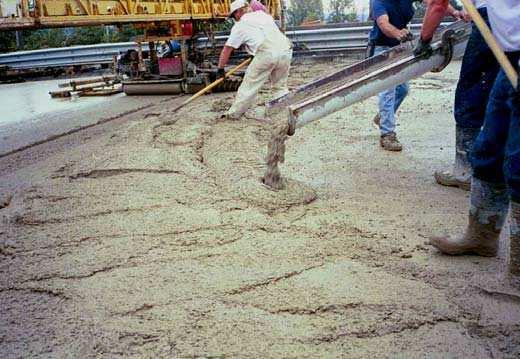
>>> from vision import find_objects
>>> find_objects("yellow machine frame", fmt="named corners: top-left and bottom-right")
top-left (0, 0), bottom-right (281, 30)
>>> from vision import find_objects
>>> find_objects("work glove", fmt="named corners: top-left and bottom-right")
top-left (399, 32), bottom-right (414, 43)
top-left (216, 68), bottom-right (226, 80)
top-left (396, 29), bottom-right (413, 43)
top-left (413, 37), bottom-right (433, 58)
top-left (210, 68), bottom-right (226, 82)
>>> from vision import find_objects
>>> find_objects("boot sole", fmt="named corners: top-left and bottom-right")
top-left (430, 236), bottom-right (497, 257)
top-left (434, 171), bottom-right (470, 191)
top-left (380, 145), bottom-right (402, 152)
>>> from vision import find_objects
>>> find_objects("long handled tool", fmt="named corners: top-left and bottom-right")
top-left (459, 0), bottom-right (518, 89)
top-left (170, 58), bottom-right (252, 114)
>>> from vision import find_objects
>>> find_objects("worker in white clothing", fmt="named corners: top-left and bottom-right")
top-left (216, 0), bottom-right (293, 120)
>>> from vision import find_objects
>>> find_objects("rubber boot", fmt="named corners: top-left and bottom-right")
top-left (430, 178), bottom-right (509, 256)
top-left (435, 126), bottom-right (481, 191)
top-left (509, 201), bottom-right (520, 287)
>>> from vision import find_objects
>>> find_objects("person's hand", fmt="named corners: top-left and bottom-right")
top-left (396, 29), bottom-right (413, 42)
top-left (210, 68), bottom-right (226, 82)
top-left (217, 68), bottom-right (226, 79)
top-left (413, 37), bottom-right (433, 58)
top-left (452, 10), bottom-right (470, 22)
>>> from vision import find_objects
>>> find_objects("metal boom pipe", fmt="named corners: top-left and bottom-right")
top-left (265, 21), bottom-right (471, 134)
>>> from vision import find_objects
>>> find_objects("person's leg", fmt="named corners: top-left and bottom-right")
top-left (435, 7), bottom-right (500, 190)
top-left (504, 54), bottom-right (520, 285)
top-left (371, 46), bottom-right (385, 128)
top-left (430, 70), bottom-right (511, 256)
top-left (226, 51), bottom-right (274, 119)
top-left (454, 8), bottom-right (498, 129)
top-left (378, 88), bottom-right (403, 151)
top-left (373, 83), bottom-right (408, 129)
top-left (373, 47), bottom-right (396, 135)
top-left (511, 201), bottom-right (520, 287)
top-left (393, 82), bottom-right (409, 112)
top-left (378, 86), bottom-right (396, 135)
top-left (269, 50), bottom-right (292, 100)
top-left (471, 70), bottom-right (511, 185)
top-left (373, 46), bottom-right (402, 151)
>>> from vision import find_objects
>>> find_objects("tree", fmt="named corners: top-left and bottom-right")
top-left (287, 0), bottom-right (324, 26)
top-left (329, 0), bottom-right (357, 23)
top-left (21, 29), bottom-right (67, 50)
top-left (0, 32), bottom-right (16, 53)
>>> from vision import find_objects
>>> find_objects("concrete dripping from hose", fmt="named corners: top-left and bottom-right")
top-left (262, 122), bottom-right (290, 190)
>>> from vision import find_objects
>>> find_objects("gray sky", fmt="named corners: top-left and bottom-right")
top-left (322, 0), bottom-right (370, 12)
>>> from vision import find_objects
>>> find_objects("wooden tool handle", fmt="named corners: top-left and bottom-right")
top-left (459, 0), bottom-right (518, 89)
top-left (172, 58), bottom-right (252, 113)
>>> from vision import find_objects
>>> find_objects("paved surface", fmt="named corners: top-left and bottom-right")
top-left (1, 61), bottom-right (519, 358)
top-left (0, 77), bottom-right (171, 156)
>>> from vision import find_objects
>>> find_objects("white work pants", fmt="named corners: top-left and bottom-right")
top-left (227, 47), bottom-right (293, 118)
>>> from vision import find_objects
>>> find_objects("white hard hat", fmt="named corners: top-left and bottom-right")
top-left (229, 0), bottom-right (247, 17)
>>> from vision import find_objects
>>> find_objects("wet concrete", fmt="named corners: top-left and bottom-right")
top-left (0, 60), bottom-right (519, 358)
top-left (0, 76), bottom-right (172, 156)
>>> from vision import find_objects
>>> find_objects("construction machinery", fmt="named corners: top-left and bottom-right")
top-left (0, 0), bottom-right (283, 94)
top-left (267, 20), bottom-right (472, 135)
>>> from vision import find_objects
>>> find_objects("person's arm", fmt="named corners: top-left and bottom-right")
top-left (217, 26), bottom-right (243, 78)
top-left (420, 0), bottom-right (449, 42)
top-left (376, 14), bottom-right (411, 41)
top-left (414, 0), bottom-right (449, 57)
top-left (218, 46), bottom-right (234, 70)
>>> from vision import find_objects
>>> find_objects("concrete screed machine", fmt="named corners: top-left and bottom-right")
top-left (0, 0), bottom-right (283, 94)
top-left (0, 0), bottom-right (479, 123)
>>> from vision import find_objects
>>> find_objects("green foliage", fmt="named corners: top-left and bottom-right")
top-left (21, 28), bottom-right (67, 50)
top-left (113, 25), bottom-right (143, 42)
top-left (212, 20), bottom-right (233, 32)
top-left (0, 25), bottom-right (143, 52)
top-left (287, 0), bottom-right (324, 26)
top-left (67, 26), bottom-right (106, 45)
top-left (0, 31), bottom-right (16, 53)
top-left (329, 0), bottom-right (356, 23)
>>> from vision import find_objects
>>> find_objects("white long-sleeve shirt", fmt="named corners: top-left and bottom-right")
top-left (488, 0), bottom-right (520, 52)
top-left (472, 0), bottom-right (486, 9)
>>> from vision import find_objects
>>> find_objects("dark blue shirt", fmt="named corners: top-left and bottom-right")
top-left (369, 0), bottom-right (416, 47)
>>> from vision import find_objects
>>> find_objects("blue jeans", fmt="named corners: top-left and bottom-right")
top-left (374, 46), bottom-right (409, 135)
top-left (471, 52), bottom-right (520, 202)
top-left (454, 7), bottom-right (499, 129)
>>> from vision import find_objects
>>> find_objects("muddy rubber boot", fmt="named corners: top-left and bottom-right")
top-left (380, 132), bottom-right (402, 152)
top-left (435, 126), bottom-right (480, 191)
top-left (509, 201), bottom-right (520, 288)
top-left (430, 178), bottom-right (509, 256)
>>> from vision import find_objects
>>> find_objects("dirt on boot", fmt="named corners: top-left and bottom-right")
top-left (380, 132), bottom-right (403, 152)
top-left (430, 213), bottom-right (501, 257)
top-left (510, 203), bottom-right (520, 278)
top-left (434, 170), bottom-right (471, 191)
top-left (262, 122), bottom-right (289, 190)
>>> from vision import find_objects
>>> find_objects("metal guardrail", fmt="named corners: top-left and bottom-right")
top-left (0, 23), bottom-right (445, 70)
